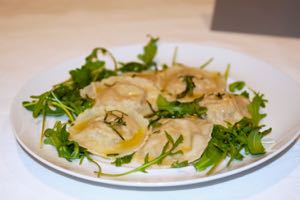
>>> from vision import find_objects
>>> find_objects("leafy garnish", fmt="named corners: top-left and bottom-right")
top-left (138, 36), bottom-right (159, 67)
top-left (70, 48), bottom-right (117, 89)
top-left (146, 95), bottom-right (207, 127)
top-left (156, 95), bottom-right (206, 118)
top-left (248, 92), bottom-right (268, 126)
top-left (171, 160), bottom-right (189, 168)
top-left (247, 130), bottom-right (266, 155)
top-left (193, 117), bottom-right (271, 174)
top-left (119, 36), bottom-right (159, 72)
top-left (241, 91), bottom-right (250, 99)
top-left (119, 62), bottom-right (148, 73)
top-left (176, 75), bottom-right (196, 99)
top-left (98, 132), bottom-right (183, 177)
top-left (111, 153), bottom-right (135, 167)
top-left (193, 92), bottom-right (271, 174)
top-left (23, 48), bottom-right (119, 144)
top-left (43, 121), bottom-right (102, 172)
top-left (229, 81), bottom-right (245, 92)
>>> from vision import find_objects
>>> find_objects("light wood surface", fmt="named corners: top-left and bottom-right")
top-left (1, 0), bottom-right (299, 89)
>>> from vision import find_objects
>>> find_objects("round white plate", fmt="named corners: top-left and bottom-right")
top-left (10, 43), bottom-right (300, 187)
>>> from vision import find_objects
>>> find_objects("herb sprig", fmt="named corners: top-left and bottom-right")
top-left (176, 75), bottom-right (196, 99)
top-left (103, 110), bottom-right (128, 140)
top-left (98, 132), bottom-right (183, 177)
top-left (111, 153), bottom-right (135, 167)
top-left (119, 36), bottom-right (159, 72)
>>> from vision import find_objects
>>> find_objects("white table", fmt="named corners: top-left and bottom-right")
top-left (1, 1), bottom-right (299, 199)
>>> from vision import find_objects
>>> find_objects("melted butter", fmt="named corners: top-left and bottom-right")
top-left (104, 128), bottom-right (146, 154)
top-left (72, 119), bottom-right (92, 133)
top-left (180, 146), bottom-right (192, 153)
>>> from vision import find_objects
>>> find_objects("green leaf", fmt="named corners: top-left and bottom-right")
top-left (43, 121), bottom-right (102, 174)
top-left (70, 67), bottom-right (91, 88)
top-left (247, 131), bottom-right (265, 155)
top-left (229, 81), bottom-right (245, 92)
top-left (193, 144), bottom-right (223, 171)
top-left (194, 116), bottom-right (271, 173)
top-left (248, 92), bottom-right (268, 126)
top-left (111, 153), bottom-right (135, 167)
top-left (119, 37), bottom-right (159, 73)
top-left (156, 95), bottom-right (207, 118)
top-left (171, 160), bottom-right (189, 168)
top-left (70, 48), bottom-right (117, 89)
top-left (32, 92), bottom-right (49, 118)
top-left (44, 121), bottom-right (84, 160)
top-left (240, 91), bottom-right (250, 99)
top-left (119, 62), bottom-right (148, 73)
top-left (138, 36), bottom-right (159, 66)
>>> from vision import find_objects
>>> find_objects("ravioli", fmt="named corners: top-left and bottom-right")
top-left (80, 76), bottom-right (160, 115)
top-left (160, 64), bottom-right (226, 100)
top-left (70, 64), bottom-right (250, 167)
top-left (123, 70), bottom-right (163, 89)
top-left (201, 93), bottom-right (250, 125)
top-left (133, 118), bottom-right (213, 167)
top-left (69, 103), bottom-right (149, 158)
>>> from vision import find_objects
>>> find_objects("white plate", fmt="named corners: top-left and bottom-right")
top-left (10, 43), bottom-right (300, 187)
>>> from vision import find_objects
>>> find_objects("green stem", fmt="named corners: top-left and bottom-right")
top-left (200, 57), bottom-right (214, 69)
top-left (39, 104), bottom-right (47, 148)
top-left (50, 91), bottom-right (75, 122)
top-left (172, 46), bottom-right (178, 66)
top-left (98, 140), bottom-right (179, 177)
top-left (207, 152), bottom-right (226, 175)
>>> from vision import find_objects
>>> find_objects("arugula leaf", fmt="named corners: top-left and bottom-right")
top-left (240, 91), bottom-right (250, 99)
top-left (193, 144), bottom-right (224, 172)
top-left (247, 130), bottom-right (265, 154)
top-left (171, 160), bottom-right (189, 168)
top-left (229, 81), bottom-right (245, 92)
top-left (23, 47), bottom-right (119, 144)
top-left (146, 95), bottom-right (207, 127)
top-left (111, 153), bottom-right (135, 167)
top-left (119, 36), bottom-right (159, 72)
top-left (98, 132), bottom-right (184, 177)
top-left (44, 121), bottom-right (102, 172)
top-left (248, 92), bottom-right (268, 126)
top-left (44, 121), bottom-right (88, 161)
top-left (156, 95), bottom-right (207, 118)
top-left (176, 75), bottom-right (196, 99)
top-left (23, 47), bottom-right (116, 119)
top-left (70, 48), bottom-right (117, 89)
top-left (119, 62), bottom-right (148, 73)
top-left (193, 116), bottom-right (271, 174)
top-left (138, 36), bottom-right (159, 66)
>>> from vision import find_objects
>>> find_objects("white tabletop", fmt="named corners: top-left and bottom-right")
top-left (1, 0), bottom-right (299, 199)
